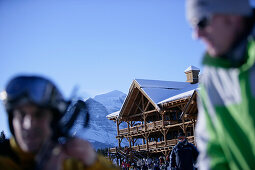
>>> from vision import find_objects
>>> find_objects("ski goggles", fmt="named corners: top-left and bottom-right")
top-left (1, 75), bottom-right (67, 113)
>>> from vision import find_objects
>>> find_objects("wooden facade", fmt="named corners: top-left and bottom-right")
top-left (107, 67), bottom-right (199, 164)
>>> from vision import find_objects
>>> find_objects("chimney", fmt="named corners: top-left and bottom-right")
top-left (184, 66), bottom-right (200, 84)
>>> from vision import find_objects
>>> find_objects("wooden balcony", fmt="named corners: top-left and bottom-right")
top-left (117, 120), bottom-right (194, 138)
top-left (109, 136), bottom-right (195, 154)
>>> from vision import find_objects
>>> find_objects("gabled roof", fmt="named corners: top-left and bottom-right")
top-left (106, 78), bottom-right (199, 121)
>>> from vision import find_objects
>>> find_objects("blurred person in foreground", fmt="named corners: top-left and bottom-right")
top-left (169, 132), bottom-right (198, 170)
top-left (186, 0), bottom-right (255, 169)
top-left (0, 75), bottom-right (118, 170)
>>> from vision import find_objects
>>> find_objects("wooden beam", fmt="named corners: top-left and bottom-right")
top-left (131, 93), bottom-right (143, 117)
top-left (177, 103), bottom-right (185, 111)
top-left (144, 100), bottom-right (150, 112)
top-left (161, 111), bottom-right (165, 127)
top-left (128, 109), bottom-right (157, 119)
top-left (116, 119), bottom-right (120, 136)
top-left (165, 121), bottom-right (193, 129)
top-left (136, 82), bottom-right (161, 112)
top-left (163, 129), bottom-right (167, 146)
top-left (134, 99), bottom-right (144, 113)
top-left (161, 98), bottom-right (189, 108)
top-left (131, 121), bottom-right (135, 127)
top-left (117, 120), bottom-right (195, 139)
top-left (128, 121), bottom-right (130, 133)
top-left (126, 88), bottom-right (140, 116)
top-left (118, 138), bottom-right (121, 148)
top-left (142, 95), bottom-right (145, 111)
top-left (145, 135), bottom-right (149, 150)
top-left (127, 136), bottom-right (132, 148)
top-left (144, 114), bottom-right (147, 132)
top-left (180, 91), bottom-right (197, 118)
top-left (182, 117), bottom-right (186, 136)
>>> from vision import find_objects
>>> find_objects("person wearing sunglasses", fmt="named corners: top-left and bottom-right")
top-left (169, 132), bottom-right (198, 170)
top-left (0, 75), bottom-right (118, 170)
top-left (186, 0), bottom-right (255, 169)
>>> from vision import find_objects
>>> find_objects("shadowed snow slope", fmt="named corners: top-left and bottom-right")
top-left (73, 90), bottom-right (127, 150)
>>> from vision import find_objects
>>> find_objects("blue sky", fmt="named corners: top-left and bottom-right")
top-left (0, 0), bottom-right (205, 135)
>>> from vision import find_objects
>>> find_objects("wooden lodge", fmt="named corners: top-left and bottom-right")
top-left (107, 66), bottom-right (200, 164)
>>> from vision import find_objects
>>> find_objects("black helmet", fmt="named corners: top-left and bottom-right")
top-left (1, 75), bottom-right (68, 134)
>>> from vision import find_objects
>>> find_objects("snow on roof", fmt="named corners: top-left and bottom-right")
top-left (158, 89), bottom-right (195, 104)
top-left (184, 66), bottom-right (200, 72)
top-left (135, 79), bottom-right (198, 104)
top-left (106, 110), bottom-right (120, 119)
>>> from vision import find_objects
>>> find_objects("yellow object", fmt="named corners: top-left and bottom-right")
top-left (0, 138), bottom-right (119, 170)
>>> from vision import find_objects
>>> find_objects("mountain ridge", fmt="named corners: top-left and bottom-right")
top-left (74, 90), bottom-right (127, 150)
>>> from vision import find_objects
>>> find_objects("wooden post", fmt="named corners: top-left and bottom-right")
top-left (118, 138), bottom-right (121, 148)
top-left (142, 95), bottom-right (145, 111)
top-left (192, 119), bottom-right (197, 146)
top-left (146, 134), bottom-right (149, 150)
top-left (116, 119), bottom-right (120, 135)
top-left (182, 117), bottom-right (187, 136)
top-left (192, 119), bottom-right (195, 136)
top-left (162, 112), bottom-right (165, 127)
top-left (164, 130), bottom-right (167, 146)
top-left (128, 121), bottom-right (130, 133)
top-left (128, 137), bottom-right (132, 148)
top-left (144, 114), bottom-right (147, 131)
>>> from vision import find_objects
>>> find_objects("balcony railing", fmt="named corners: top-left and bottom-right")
top-left (118, 120), bottom-right (192, 137)
top-left (109, 136), bottom-right (195, 154)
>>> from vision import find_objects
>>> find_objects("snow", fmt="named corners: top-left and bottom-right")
top-left (135, 79), bottom-right (198, 104)
top-left (158, 89), bottom-right (196, 104)
top-left (73, 91), bottom-right (128, 149)
top-left (184, 65), bottom-right (200, 72)
top-left (106, 110), bottom-right (120, 119)
top-left (94, 90), bottom-right (126, 114)
top-left (136, 79), bottom-right (190, 89)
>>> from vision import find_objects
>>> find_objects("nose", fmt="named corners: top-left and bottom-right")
top-left (23, 114), bottom-right (33, 129)
top-left (192, 27), bottom-right (205, 40)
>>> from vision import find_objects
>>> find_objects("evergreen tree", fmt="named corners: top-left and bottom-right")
top-left (97, 148), bottom-right (109, 157)
top-left (0, 131), bottom-right (6, 142)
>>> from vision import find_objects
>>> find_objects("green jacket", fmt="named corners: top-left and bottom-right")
top-left (196, 29), bottom-right (255, 170)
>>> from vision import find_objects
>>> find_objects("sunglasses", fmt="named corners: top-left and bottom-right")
top-left (192, 16), bottom-right (212, 30)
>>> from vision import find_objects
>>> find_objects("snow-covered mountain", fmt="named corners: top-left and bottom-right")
top-left (73, 90), bottom-right (127, 150)
top-left (93, 90), bottom-right (127, 114)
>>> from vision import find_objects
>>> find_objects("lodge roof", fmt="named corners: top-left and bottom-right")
top-left (136, 79), bottom-right (198, 104)
top-left (106, 78), bottom-right (199, 120)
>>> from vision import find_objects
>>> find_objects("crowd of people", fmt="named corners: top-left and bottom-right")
top-left (120, 132), bottom-right (198, 170)
top-left (120, 156), bottom-right (166, 170)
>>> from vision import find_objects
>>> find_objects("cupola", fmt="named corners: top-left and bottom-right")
top-left (184, 66), bottom-right (200, 84)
